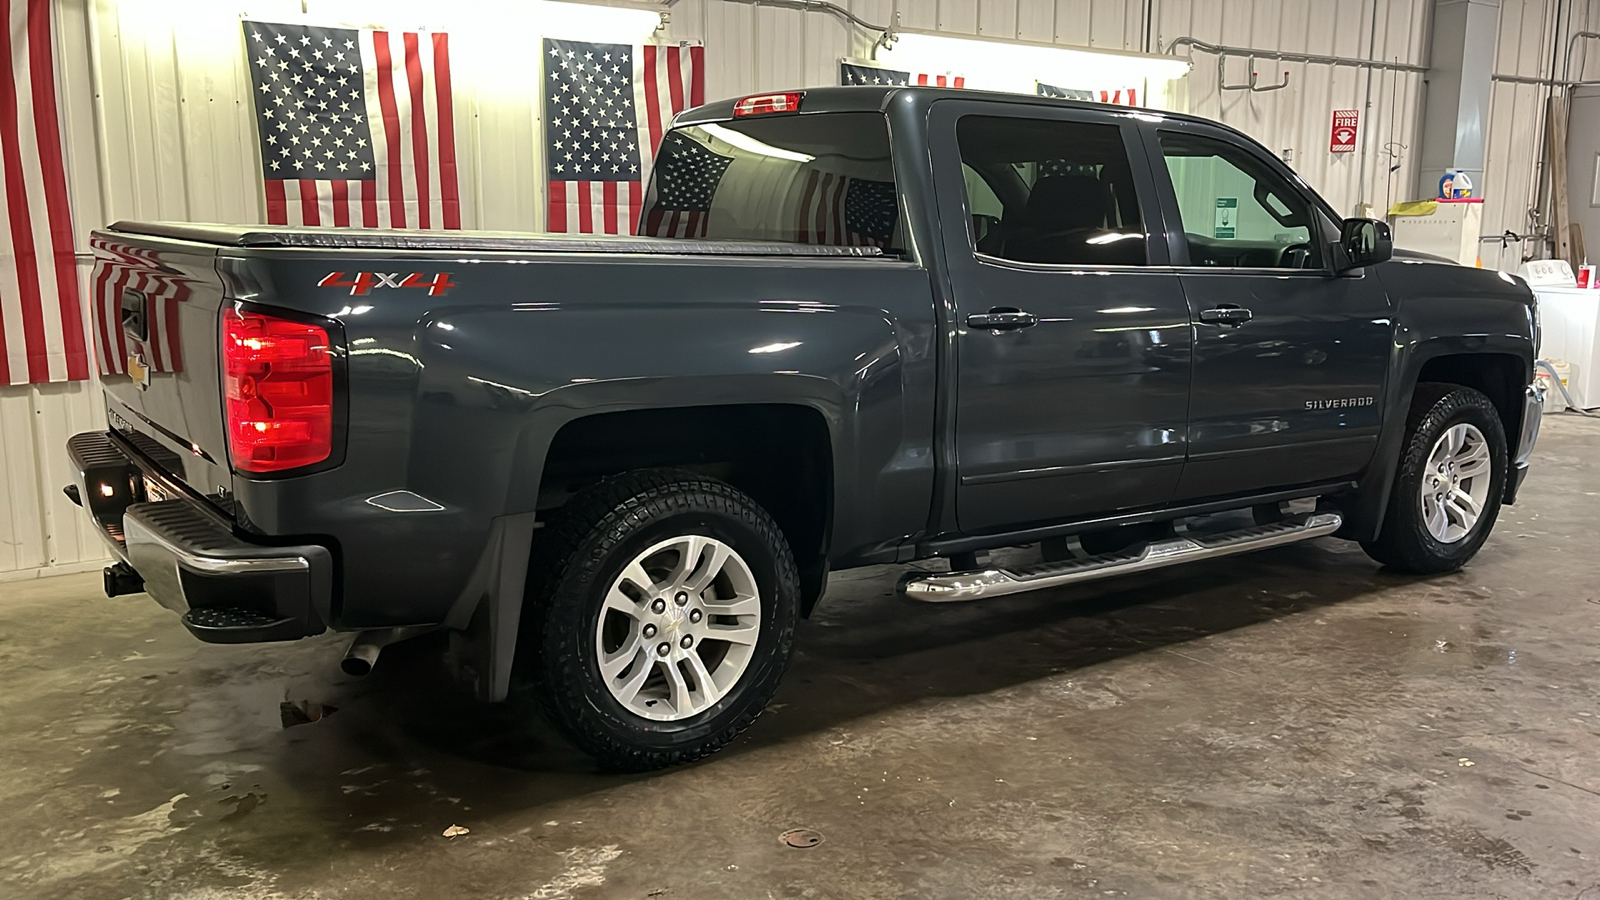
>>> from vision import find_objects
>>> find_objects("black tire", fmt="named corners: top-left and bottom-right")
top-left (521, 469), bottom-right (799, 771)
top-left (1360, 384), bottom-right (1508, 574)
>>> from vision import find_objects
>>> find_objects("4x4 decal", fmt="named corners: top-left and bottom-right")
top-left (318, 271), bottom-right (457, 297)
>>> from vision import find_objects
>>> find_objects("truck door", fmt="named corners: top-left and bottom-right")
top-left (927, 101), bottom-right (1193, 534)
top-left (1142, 121), bottom-right (1393, 500)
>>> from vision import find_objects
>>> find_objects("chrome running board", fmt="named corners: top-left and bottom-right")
top-left (900, 512), bottom-right (1343, 603)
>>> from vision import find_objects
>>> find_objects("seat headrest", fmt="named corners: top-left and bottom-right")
top-left (1021, 175), bottom-right (1110, 232)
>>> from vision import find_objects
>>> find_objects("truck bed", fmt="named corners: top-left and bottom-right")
top-left (108, 221), bottom-right (888, 257)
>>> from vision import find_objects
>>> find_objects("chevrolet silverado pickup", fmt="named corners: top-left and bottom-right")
top-left (68, 86), bottom-right (1542, 770)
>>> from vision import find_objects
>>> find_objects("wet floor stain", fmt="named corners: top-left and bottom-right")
top-left (2, 416), bottom-right (1599, 898)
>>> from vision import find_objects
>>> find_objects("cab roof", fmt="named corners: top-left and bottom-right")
top-left (672, 84), bottom-right (1217, 129)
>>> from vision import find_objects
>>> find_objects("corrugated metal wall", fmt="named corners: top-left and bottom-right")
top-left (1484, 0), bottom-right (1600, 272)
top-left (0, 0), bottom-right (1584, 578)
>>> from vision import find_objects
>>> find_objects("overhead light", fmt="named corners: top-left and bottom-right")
top-left (512, 1), bottom-right (664, 42)
top-left (440, 1), bottom-right (664, 94)
top-left (700, 124), bottom-right (816, 163)
top-left (1086, 233), bottom-right (1142, 245)
top-left (878, 31), bottom-right (1191, 96)
top-left (749, 342), bottom-right (801, 354)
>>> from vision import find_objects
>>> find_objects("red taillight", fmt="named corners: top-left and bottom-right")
top-left (732, 91), bottom-right (804, 117)
top-left (222, 308), bottom-right (334, 473)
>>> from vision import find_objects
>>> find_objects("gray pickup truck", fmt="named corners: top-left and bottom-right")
top-left (68, 86), bottom-right (1541, 770)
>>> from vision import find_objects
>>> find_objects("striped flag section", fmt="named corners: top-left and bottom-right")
top-left (840, 62), bottom-right (966, 88)
top-left (640, 130), bottom-right (732, 239)
top-left (795, 172), bottom-right (897, 247)
top-left (544, 40), bottom-right (703, 235)
top-left (88, 236), bottom-right (188, 378)
top-left (243, 20), bottom-right (462, 229)
top-left (0, 0), bottom-right (89, 385)
top-left (1037, 81), bottom-right (1140, 106)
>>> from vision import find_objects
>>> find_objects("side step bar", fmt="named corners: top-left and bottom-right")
top-left (900, 512), bottom-right (1343, 603)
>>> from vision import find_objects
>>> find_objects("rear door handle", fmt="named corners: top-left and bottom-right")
top-left (1199, 305), bottom-right (1252, 325)
top-left (967, 308), bottom-right (1039, 331)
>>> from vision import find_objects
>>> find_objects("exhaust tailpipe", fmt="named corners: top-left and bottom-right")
top-left (340, 626), bottom-right (435, 677)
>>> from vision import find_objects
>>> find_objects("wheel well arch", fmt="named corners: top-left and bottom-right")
top-left (536, 403), bottom-right (835, 610)
top-left (1413, 352), bottom-right (1526, 444)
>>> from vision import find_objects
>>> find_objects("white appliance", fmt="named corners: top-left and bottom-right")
top-left (1516, 259), bottom-right (1598, 410)
top-left (1389, 198), bottom-right (1484, 266)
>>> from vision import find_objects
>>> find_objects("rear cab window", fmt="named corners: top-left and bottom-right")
top-left (639, 113), bottom-right (901, 249)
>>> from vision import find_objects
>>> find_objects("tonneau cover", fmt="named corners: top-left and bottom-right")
top-left (108, 221), bottom-right (886, 258)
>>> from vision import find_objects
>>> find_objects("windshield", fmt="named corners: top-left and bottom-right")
top-left (638, 112), bottom-right (900, 249)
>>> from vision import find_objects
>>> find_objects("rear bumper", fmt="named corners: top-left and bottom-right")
top-left (1505, 384), bottom-right (1543, 505)
top-left (66, 431), bottom-right (329, 643)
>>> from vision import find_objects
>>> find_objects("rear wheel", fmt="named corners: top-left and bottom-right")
top-left (1360, 384), bottom-right (1507, 574)
top-left (522, 469), bottom-right (799, 771)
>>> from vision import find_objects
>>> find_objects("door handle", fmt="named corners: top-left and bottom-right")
top-left (967, 308), bottom-right (1039, 331)
top-left (1199, 305), bottom-right (1252, 325)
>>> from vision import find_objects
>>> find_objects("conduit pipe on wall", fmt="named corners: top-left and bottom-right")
top-left (662, 0), bottom-right (893, 48)
top-left (1163, 36), bottom-right (1428, 75)
top-left (1563, 30), bottom-right (1600, 84)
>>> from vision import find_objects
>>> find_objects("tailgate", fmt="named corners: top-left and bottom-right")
top-left (90, 231), bottom-right (231, 508)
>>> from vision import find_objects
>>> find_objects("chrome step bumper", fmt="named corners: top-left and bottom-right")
top-left (900, 512), bottom-right (1343, 602)
top-left (66, 430), bottom-right (330, 643)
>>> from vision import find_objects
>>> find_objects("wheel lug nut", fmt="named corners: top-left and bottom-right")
top-left (642, 624), bottom-right (657, 638)
top-left (651, 599), bottom-right (666, 614)
top-left (657, 642), bottom-right (671, 657)
top-left (680, 635), bottom-right (693, 649)
top-left (689, 609), bottom-right (703, 624)
top-left (675, 592), bottom-right (689, 606)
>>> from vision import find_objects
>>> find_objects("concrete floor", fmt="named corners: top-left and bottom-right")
top-left (3, 416), bottom-right (1599, 900)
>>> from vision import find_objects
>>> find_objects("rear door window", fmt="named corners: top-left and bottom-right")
top-left (955, 115), bottom-right (1150, 266)
top-left (640, 112), bottom-right (900, 248)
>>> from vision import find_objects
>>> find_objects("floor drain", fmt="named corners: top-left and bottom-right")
top-left (779, 828), bottom-right (823, 849)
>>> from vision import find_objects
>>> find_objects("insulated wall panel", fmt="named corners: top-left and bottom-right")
top-left (1155, 0), bottom-right (1429, 220)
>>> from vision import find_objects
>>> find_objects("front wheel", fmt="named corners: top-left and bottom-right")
top-left (522, 469), bottom-right (799, 771)
top-left (1360, 384), bottom-right (1508, 574)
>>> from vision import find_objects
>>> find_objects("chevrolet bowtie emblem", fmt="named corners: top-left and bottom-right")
top-left (127, 352), bottom-right (150, 390)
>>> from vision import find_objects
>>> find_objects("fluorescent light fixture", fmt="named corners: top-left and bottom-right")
top-left (700, 123), bottom-right (816, 163)
top-left (878, 31), bottom-right (1191, 95)
top-left (512, 1), bottom-right (663, 43)
top-left (367, 1), bottom-right (664, 42)
top-left (749, 342), bottom-right (802, 354)
top-left (1086, 232), bottom-right (1142, 245)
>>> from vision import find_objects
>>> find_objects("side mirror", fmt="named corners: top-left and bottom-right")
top-left (1336, 218), bottom-right (1393, 271)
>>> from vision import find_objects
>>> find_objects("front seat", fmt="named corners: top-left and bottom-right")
top-left (1004, 175), bottom-right (1144, 266)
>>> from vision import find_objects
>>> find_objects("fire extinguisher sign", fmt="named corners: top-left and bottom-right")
top-left (1330, 110), bottom-right (1359, 153)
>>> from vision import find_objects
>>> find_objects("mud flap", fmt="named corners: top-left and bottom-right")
top-left (443, 512), bottom-right (537, 702)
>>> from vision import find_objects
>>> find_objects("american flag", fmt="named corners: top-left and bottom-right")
top-left (243, 20), bottom-right (462, 229)
top-left (840, 62), bottom-right (965, 88)
top-left (641, 131), bottom-right (732, 238)
top-left (1038, 81), bottom-right (1139, 106)
top-left (544, 39), bottom-right (703, 235)
top-left (0, 0), bottom-right (89, 385)
top-left (89, 237), bottom-right (189, 378)
top-left (796, 173), bottom-right (898, 247)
